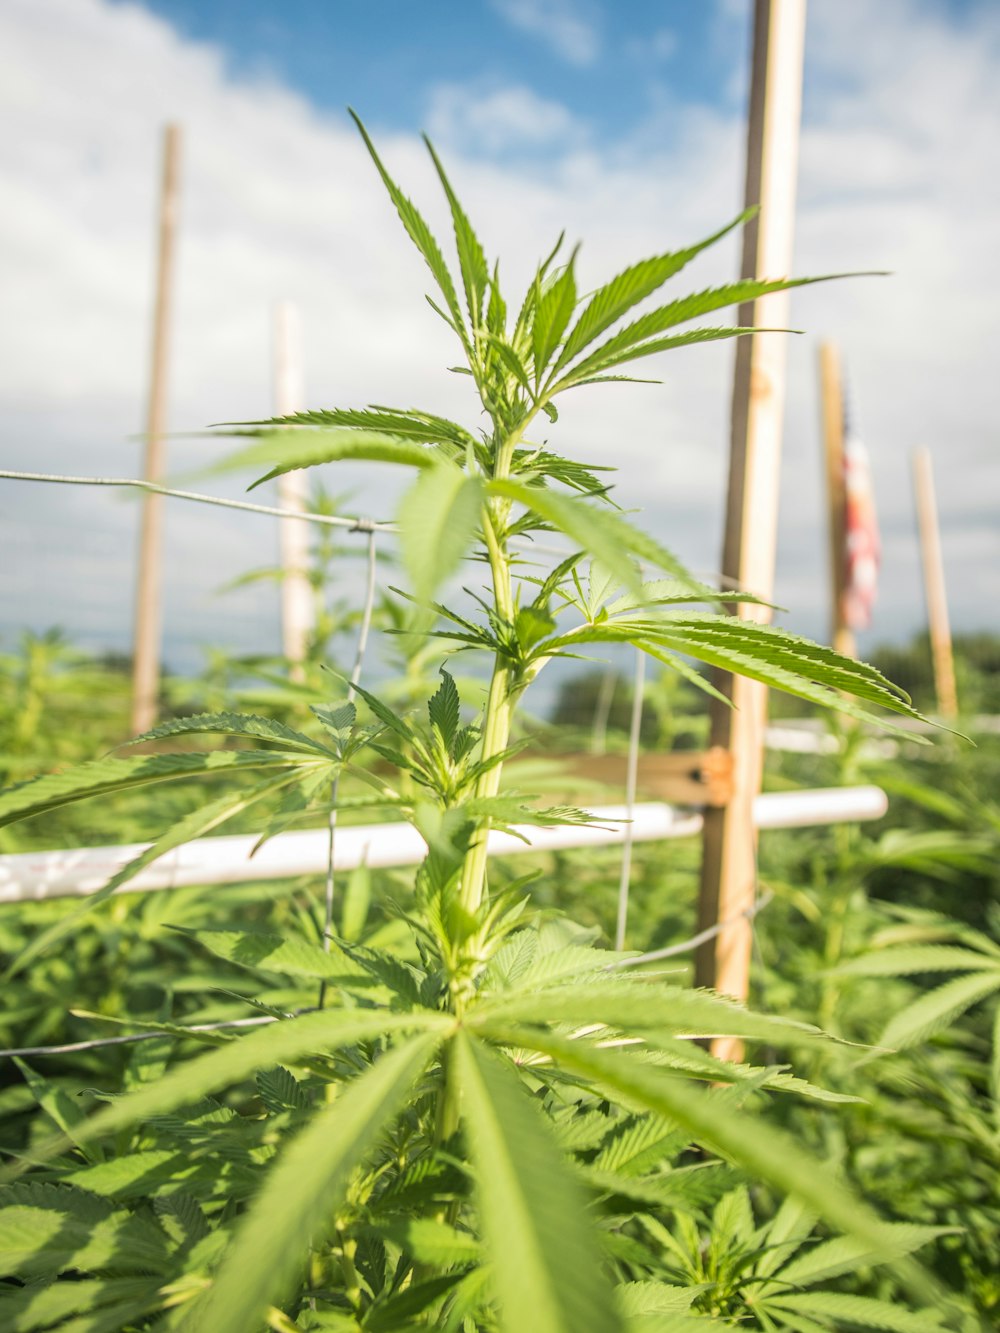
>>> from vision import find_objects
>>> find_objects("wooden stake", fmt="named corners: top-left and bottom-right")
top-left (913, 447), bottom-right (958, 719)
top-left (695, 0), bottom-right (807, 1058)
top-left (131, 124), bottom-right (182, 735)
top-left (272, 301), bottom-right (314, 679)
top-left (819, 341), bottom-right (856, 658)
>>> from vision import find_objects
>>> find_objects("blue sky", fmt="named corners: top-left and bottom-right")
top-left (113, 0), bottom-right (750, 143)
top-left (1, 0), bottom-right (998, 675)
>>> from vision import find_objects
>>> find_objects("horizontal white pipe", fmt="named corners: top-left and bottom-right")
top-left (0, 787), bottom-right (887, 905)
top-left (753, 784), bottom-right (887, 829)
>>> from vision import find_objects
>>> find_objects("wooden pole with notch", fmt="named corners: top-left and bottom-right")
top-left (819, 341), bottom-right (856, 658)
top-left (912, 447), bottom-right (958, 719)
top-left (131, 124), bottom-right (182, 735)
top-left (272, 301), bottom-right (314, 680)
top-left (695, 0), bottom-right (807, 1058)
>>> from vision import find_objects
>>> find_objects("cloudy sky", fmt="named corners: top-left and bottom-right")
top-left (1, 0), bottom-right (997, 677)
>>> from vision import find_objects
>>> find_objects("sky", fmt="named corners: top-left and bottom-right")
top-left (1, 0), bottom-right (997, 679)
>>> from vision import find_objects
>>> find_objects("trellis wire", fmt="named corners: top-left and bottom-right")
top-left (0, 1014), bottom-right (287, 1060)
top-left (0, 470), bottom-right (393, 533)
top-left (611, 890), bottom-right (774, 969)
top-left (0, 891), bottom-right (778, 1059)
top-left (320, 527), bottom-right (378, 1008)
top-left (614, 646), bottom-right (646, 951)
top-left (0, 468), bottom-right (779, 1047)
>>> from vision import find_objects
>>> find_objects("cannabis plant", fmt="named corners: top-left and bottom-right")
top-left (0, 115), bottom-right (946, 1332)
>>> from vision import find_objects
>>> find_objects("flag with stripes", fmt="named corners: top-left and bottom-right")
top-left (841, 389), bottom-right (880, 631)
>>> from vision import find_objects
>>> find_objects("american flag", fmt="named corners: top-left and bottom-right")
top-left (840, 386), bottom-right (880, 631)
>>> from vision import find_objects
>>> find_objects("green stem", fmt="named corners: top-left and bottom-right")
top-left (336, 1231), bottom-right (363, 1311)
top-left (454, 421), bottom-right (531, 916)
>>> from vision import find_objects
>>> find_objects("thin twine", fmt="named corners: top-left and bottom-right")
top-left (318, 529), bottom-right (379, 1007)
top-left (0, 470), bottom-right (393, 533)
top-left (614, 646), bottom-right (646, 951)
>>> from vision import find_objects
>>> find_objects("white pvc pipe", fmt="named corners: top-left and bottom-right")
top-left (0, 787), bottom-right (887, 906)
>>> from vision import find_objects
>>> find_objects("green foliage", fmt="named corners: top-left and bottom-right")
top-left (0, 116), bottom-right (968, 1332)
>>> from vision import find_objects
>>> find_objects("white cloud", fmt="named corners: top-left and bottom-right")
top-left (489, 0), bottom-right (601, 67)
top-left (0, 0), bottom-right (997, 678)
top-left (426, 83), bottom-right (582, 156)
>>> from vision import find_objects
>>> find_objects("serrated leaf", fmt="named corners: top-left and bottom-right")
top-left (489, 479), bottom-right (696, 595)
top-left (486, 332), bottom-right (534, 396)
top-left (776, 1224), bottom-right (951, 1287)
top-left (582, 1162), bottom-right (736, 1214)
top-left (340, 862), bottom-right (372, 943)
top-left (312, 700), bottom-right (357, 739)
top-left (378, 1216), bottom-right (480, 1266)
top-left (176, 1033), bottom-right (441, 1333)
top-left (879, 970), bottom-right (1000, 1050)
top-left (153, 1191), bottom-right (209, 1249)
top-left (591, 1113), bottom-right (684, 1176)
top-left (8, 1010), bottom-right (453, 1176)
top-left (765, 1292), bottom-right (947, 1332)
top-left (221, 429), bottom-right (447, 490)
top-left (428, 670), bottom-right (461, 748)
top-left (616, 1280), bottom-right (699, 1315)
top-left (5, 769), bottom-right (307, 980)
top-left (510, 944), bottom-right (636, 990)
top-left (13, 1060), bottom-right (100, 1161)
top-left (183, 927), bottom-right (369, 983)
top-left (256, 1066), bottom-right (310, 1115)
top-left (560, 324), bottom-right (764, 381)
top-left (556, 271), bottom-right (859, 386)
top-left (453, 1034), bottom-right (623, 1333)
top-left (603, 614), bottom-right (934, 733)
top-left (556, 211), bottom-right (750, 370)
top-left (711, 1184), bottom-right (755, 1249)
top-left (475, 1029), bottom-right (908, 1273)
top-left (0, 1182), bottom-right (170, 1278)
top-left (67, 1151), bottom-right (193, 1199)
top-left (127, 711), bottom-right (334, 756)
top-left (423, 135), bottom-right (489, 330)
top-left (753, 1194), bottom-right (818, 1279)
top-left (398, 464), bottom-right (483, 603)
top-left (476, 982), bottom-right (820, 1044)
top-left (0, 1277), bottom-right (160, 1333)
top-left (351, 110), bottom-right (469, 354)
top-left (218, 404), bottom-right (473, 449)
top-left (0, 749), bottom-right (307, 829)
top-left (834, 945), bottom-right (999, 977)
top-left (533, 254), bottom-right (578, 383)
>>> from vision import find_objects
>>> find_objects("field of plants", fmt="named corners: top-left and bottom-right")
top-left (1, 124), bottom-right (998, 1333)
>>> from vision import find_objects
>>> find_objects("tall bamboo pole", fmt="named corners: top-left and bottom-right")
top-left (131, 125), bottom-right (182, 734)
top-left (819, 341), bottom-right (856, 658)
top-left (272, 301), bottom-right (314, 679)
top-left (695, 0), bottom-right (807, 1058)
top-left (913, 447), bottom-right (958, 719)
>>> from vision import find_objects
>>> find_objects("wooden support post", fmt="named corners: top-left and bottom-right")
top-left (819, 341), bottom-right (856, 658)
top-left (272, 301), bottom-right (314, 679)
top-left (131, 124), bottom-right (182, 735)
top-left (913, 447), bottom-right (958, 719)
top-left (695, 0), bottom-right (807, 1057)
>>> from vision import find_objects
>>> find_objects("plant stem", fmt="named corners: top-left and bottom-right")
top-left (336, 1231), bottom-right (363, 1312)
top-left (455, 422), bottom-right (528, 916)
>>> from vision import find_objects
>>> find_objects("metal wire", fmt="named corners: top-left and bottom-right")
top-left (0, 1013), bottom-right (285, 1060)
top-left (0, 886), bottom-right (777, 1055)
top-left (319, 529), bottom-right (379, 1007)
top-left (608, 891), bottom-right (774, 969)
top-left (0, 470), bottom-right (394, 533)
top-left (614, 646), bottom-right (646, 951)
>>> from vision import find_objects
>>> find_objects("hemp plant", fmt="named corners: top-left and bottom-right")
top-left (0, 117), bottom-right (948, 1333)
